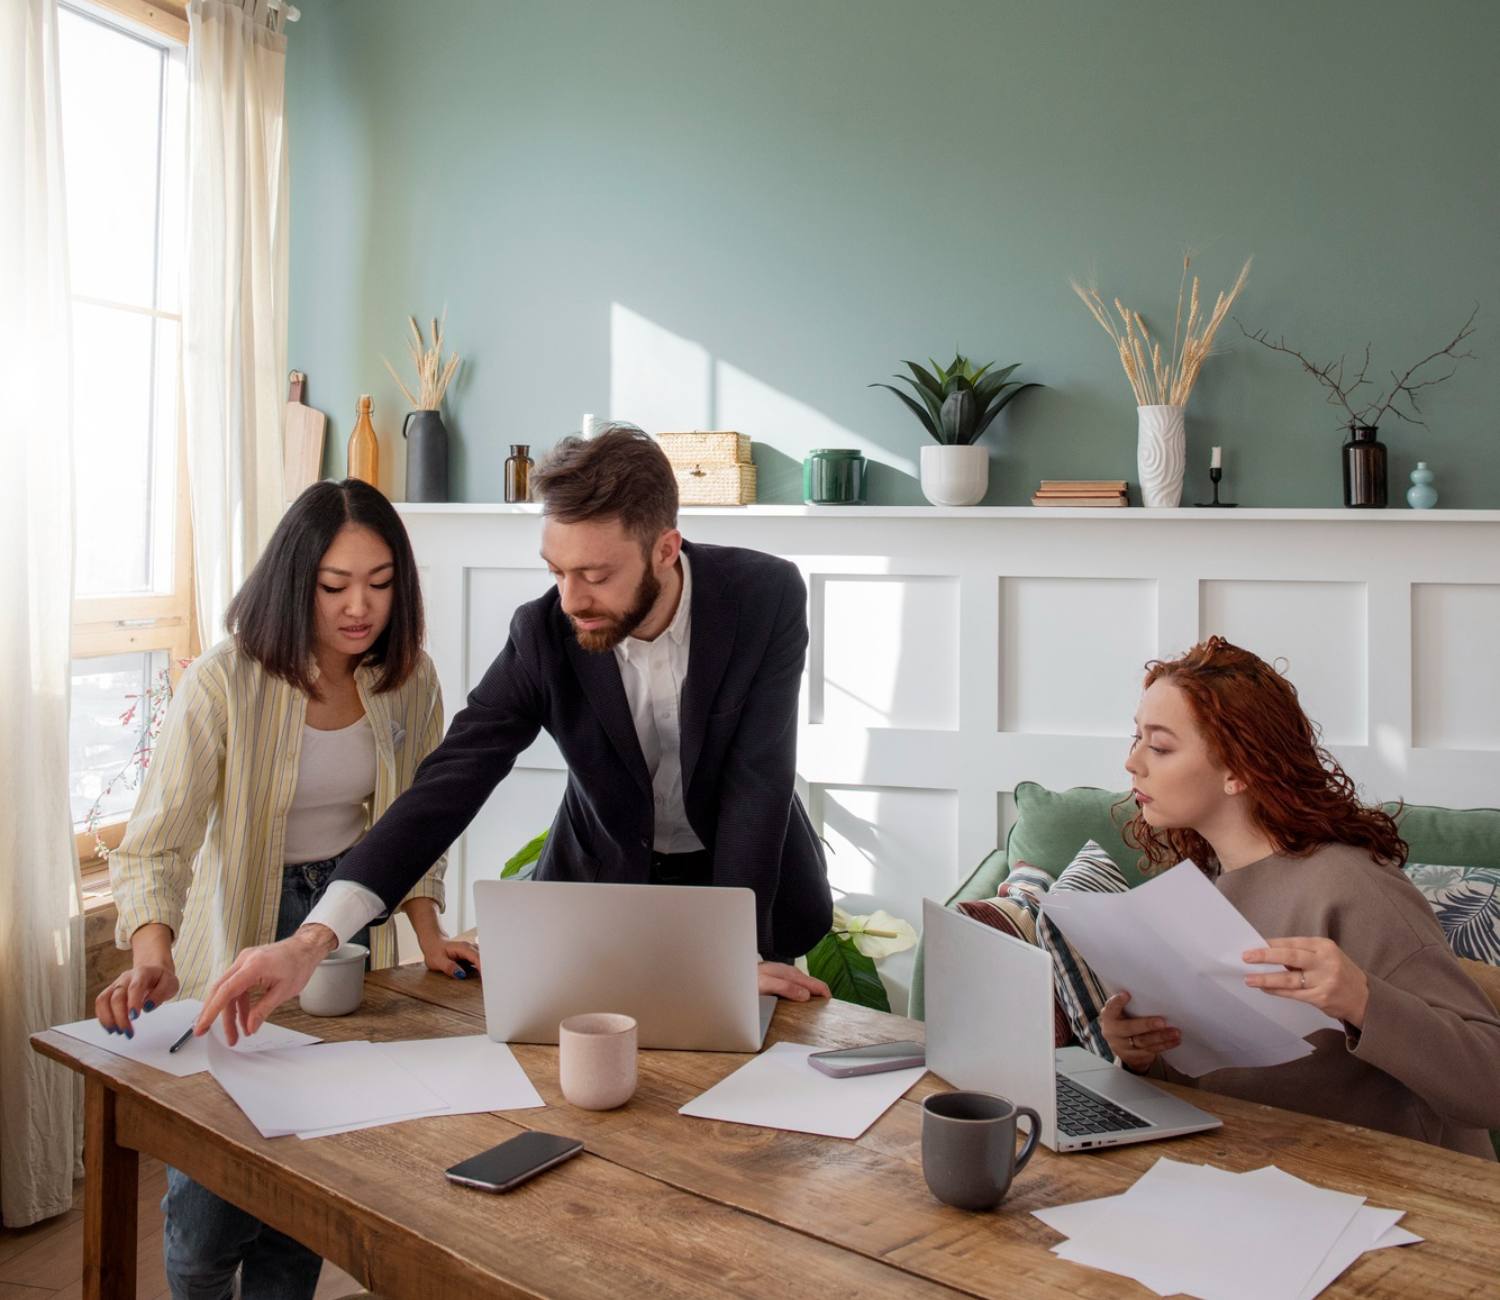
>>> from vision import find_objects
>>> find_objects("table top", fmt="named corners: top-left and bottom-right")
top-left (34, 965), bottom-right (1500, 1300)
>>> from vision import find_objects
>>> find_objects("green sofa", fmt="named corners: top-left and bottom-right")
top-left (908, 780), bottom-right (1500, 1021)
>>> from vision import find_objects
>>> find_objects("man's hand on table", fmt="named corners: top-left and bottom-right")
top-left (758, 961), bottom-right (831, 1001)
top-left (194, 923), bottom-right (338, 1044)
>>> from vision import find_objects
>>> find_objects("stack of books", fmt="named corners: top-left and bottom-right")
top-left (1031, 480), bottom-right (1129, 508)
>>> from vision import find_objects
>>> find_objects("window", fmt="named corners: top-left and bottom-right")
top-left (60, 0), bottom-right (192, 866)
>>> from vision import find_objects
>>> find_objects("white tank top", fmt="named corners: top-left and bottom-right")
top-left (283, 715), bottom-right (377, 864)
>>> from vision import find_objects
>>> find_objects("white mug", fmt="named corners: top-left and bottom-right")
top-left (299, 943), bottom-right (368, 1017)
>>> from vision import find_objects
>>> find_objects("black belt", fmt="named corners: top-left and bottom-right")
top-left (648, 849), bottom-right (713, 886)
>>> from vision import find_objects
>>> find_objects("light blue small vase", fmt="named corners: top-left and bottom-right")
top-left (1406, 461), bottom-right (1438, 510)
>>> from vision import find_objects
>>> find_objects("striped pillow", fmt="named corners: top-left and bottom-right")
top-left (1034, 842), bottom-right (1131, 1061)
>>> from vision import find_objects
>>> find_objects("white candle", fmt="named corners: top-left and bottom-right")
top-left (1211, 446), bottom-right (1222, 470)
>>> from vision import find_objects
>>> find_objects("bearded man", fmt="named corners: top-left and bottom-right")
top-left (199, 425), bottom-right (832, 1034)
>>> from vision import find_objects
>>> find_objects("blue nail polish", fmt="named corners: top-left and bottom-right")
top-left (452, 967), bottom-right (466, 979)
top-left (144, 1000), bottom-right (155, 1012)
top-left (130, 1007), bottom-right (139, 1021)
top-left (105, 1025), bottom-right (116, 1035)
top-left (123, 1027), bottom-right (133, 1039)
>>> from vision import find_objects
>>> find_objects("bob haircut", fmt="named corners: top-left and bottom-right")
top-left (1124, 636), bottom-right (1406, 874)
top-left (225, 479), bottom-right (425, 696)
top-left (530, 424), bottom-right (678, 553)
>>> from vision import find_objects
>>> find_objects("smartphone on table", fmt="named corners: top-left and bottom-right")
top-left (807, 1040), bottom-right (926, 1078)
top-left (444, 1131), bottom-right (584, 1193)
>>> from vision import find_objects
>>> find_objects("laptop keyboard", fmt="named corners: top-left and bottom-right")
top-left (1055, 1074), bottom-right (1152, 1137)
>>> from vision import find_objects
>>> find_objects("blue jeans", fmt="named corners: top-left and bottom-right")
top-left (164, 854), bottom-right (369, 1300)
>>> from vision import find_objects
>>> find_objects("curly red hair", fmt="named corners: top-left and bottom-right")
top-left (1123, 636), bottom-right (1406, 873)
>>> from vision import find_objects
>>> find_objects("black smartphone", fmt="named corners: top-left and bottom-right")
top-left (444, 1132), bottom-right (584, 1193)
top-left (807, 1039), bottom-right (927, 1078)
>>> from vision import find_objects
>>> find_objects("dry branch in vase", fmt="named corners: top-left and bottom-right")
top-left (1072, 257), bottom-right (1252, 406)
top-left (1236, 307), bottom-right (1478, 429)
top-left (383, 315), bottom-right (462, 410)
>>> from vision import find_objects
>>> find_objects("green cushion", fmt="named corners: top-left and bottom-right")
top-left (1384, 802), bottom-right (1500, 870)
top-left (1005, 782), bottom-right (1148, 887)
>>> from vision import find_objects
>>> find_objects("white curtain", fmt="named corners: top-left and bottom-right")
top-left (184, 0), bottom-right (290, 644)
top-left (0, 0), bottom-right (85, 1229)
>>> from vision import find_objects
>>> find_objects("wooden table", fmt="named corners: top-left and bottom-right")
top-left (33, 965), bottom-right (1500, 1300)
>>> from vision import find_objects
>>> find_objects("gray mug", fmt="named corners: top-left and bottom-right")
top-left (921, 1090), bottom-right (1041, 1211)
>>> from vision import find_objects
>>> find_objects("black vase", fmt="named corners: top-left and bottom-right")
top-left (1341, 425), bottom-right (1386, 508)
top-left (403, 409), bottom-right (449, 502)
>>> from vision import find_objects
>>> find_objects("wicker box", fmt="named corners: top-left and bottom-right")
top-left (657, 431), bottom-right (752, 465)
top-left (673, 462), bottom-right (757, 506)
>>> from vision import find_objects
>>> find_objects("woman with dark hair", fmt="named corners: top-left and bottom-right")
top-left (97, 478), bottom-right (476, 1300)
top-left (1102, 636), bottom-right (1500, 1158)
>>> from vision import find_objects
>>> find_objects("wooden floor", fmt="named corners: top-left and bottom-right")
top-left (0, 1159), bottom-right (361, 1300)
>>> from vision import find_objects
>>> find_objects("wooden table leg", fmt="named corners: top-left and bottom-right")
top-left (83, 1076), bottom-right (139, 1300)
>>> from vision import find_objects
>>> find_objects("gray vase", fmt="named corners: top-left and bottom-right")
top-left (403, 409), bottom-right (449, 502)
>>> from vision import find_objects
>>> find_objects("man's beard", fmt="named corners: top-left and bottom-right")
top-left (571, 564), bottom-right (662, 653)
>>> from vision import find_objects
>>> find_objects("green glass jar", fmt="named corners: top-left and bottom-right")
top-left (803, 448), bottom-right (867, 504)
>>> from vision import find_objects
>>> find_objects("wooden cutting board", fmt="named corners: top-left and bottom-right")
top-left (283, 371), bottom-right (328, 501)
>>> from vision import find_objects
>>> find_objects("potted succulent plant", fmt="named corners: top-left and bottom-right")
top-left (871, 354), bottom-right (1040, 505)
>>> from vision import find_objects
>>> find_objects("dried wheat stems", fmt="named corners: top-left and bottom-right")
top-left (384, 315), bottom-right (462, 410)
top-left (1072, 257), bottom-right (1251, 407)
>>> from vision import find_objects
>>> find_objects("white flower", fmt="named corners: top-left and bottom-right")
top-left (832, 907), bottom-right (918, 960)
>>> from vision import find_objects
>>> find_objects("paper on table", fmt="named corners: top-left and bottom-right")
top-left (206, 1035), bottom-right (447, 1138)
top-left (1035, 1159), bottom-right (1414, 1300)
top-left (294, 1035), bottom-right (545, 1138)
top-left (1042, 862), bottom-right (1340, 1075)
top-left (51, 999), bottom-right (321, 1078)
top-left (678, 1041), bottom-right (924, 1139)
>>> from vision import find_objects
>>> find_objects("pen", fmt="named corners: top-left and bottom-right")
top-left (168, 1028), bottom-right (194, 1054)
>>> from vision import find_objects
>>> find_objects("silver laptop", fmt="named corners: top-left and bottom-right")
top-left (473, 879), bottom-right (776, 1051)
top-left (923, 899), bottom-right (1221, 1152)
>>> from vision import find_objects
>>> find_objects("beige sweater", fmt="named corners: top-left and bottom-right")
top-left (1160, 843), bottom-right (1500, 1161)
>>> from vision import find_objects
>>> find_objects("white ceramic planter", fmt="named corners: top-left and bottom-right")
top-left (920, 444), bottom-right (989, 506)
top-left (1137, 405), bottom-right (1186, 508)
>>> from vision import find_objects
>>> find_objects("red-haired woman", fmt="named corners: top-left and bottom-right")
top-left (1102, 636), bottom-right (1500, 1159)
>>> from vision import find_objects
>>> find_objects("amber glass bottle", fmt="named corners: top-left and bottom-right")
top-left (348, 395), bottom-right (380, 487)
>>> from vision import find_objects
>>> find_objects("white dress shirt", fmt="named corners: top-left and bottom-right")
top-left (308, 551), bottom-right (703, 945)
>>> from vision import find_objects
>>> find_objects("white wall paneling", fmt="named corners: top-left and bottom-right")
top-left (399, 504), bottom-right (1500, 1004)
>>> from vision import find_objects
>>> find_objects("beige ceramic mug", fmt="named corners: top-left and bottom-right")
top-left (558, 1013), bottom-right (638, 1110)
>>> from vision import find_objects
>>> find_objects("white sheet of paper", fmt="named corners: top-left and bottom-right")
top-left (1041, 862), bottom-right (1340, 1075)
top-left (1035, 1159), bottom-right (1365, 1300)
top-left (1239, 1167), bottom-right (1412, 1300)
top-left (294, 1035), bottom-right (545, 1138)
top-left (51, 999), bottom-right (321, 1078)
top-left (206, 1035), bottom-right (447, 1138)
top-left (678, 1041), bottom-right (924, 1139)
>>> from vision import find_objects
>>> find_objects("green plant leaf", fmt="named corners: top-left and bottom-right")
top-left (895, 373), bottom-right (945, 425)
top-left (974, 363), bottom-right (1022, 400)
top-left (904, 360), bottom-right (945, 400)
top-left (941, 387), bottom-right (977, 444)
top-left (870, 383), bottom-right (942, 440)
top-left (502, 828), bottom-right (549, 879)
top-left (804, 933), bottom-right (890, 1011)
top-left (974, 382), bottom-right (1042, 438)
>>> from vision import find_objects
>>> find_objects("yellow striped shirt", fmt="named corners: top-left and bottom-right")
top-left (111, 638), bottom-right (447, 997)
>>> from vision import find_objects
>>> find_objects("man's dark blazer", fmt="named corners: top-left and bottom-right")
top-left (331, 539), bottom-right (833, 958)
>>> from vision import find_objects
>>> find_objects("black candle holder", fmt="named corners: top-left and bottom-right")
top-left (1195, 467), bottom-right (1237, 507)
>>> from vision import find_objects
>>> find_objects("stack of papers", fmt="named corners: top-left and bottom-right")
top-left (1041, 863), bottom-right (1341, 1075)
top-left (679, 1041), bottom-right (925, 1139)
top-left (1033, 1158), bottom-right (1420, 1300)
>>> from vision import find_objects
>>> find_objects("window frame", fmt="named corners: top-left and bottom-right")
top-left (64, 0), bottom-right (195, 870)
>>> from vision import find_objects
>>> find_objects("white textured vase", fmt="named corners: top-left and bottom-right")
top-left (1137, 405), bottom-right (1186, 508)
top-left (920, 444), bottom-right (989, 506)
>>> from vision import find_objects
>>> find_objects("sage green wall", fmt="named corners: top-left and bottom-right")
top-left (286, 0), bottom-right (1499, 507)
